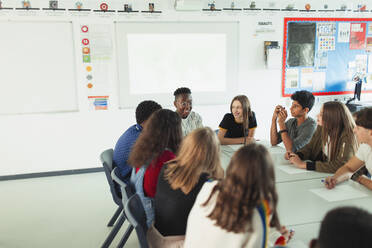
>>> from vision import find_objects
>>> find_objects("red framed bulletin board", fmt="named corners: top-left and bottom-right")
top-left (282, 17), bottom-right (372, 97)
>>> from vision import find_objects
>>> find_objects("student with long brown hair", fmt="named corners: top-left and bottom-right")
top-left (184, 144), bottom-right (292, 248)
top-left (287, 101), bottom-right (358, 173)
top-left (324, 107), bottom-right (372, 190)
top-left (147, 127), bottom-right (224, 247)
top-left (128, 109), bottom-right (182, 226)
top-left (218, 95), bottom-right (257, 145)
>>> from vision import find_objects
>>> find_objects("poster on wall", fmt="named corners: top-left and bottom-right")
top-left (337, 23), bottom-right (350, 43)
top-left (285, 68), bottom-right (299, 88)
top-left (350, 23), bottom-right (366, 50)
top-left (366, 37), bottom-right (372, 52)
top-left (318, 36), bottom-right (335, 51)
top-left (300, 68), bottom-right (314, 88)
top-left (80, 24), bottom-right (113, 110)
top-left (317, 23), bottom-right (336, 36)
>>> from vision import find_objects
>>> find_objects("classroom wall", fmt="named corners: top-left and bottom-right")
top-left (1, 0), bottom-right (371, 176)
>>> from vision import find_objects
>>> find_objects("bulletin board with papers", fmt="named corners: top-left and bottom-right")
top-left (282, 18), bottom-right (372, 97)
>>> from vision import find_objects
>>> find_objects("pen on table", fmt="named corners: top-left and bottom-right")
top-left (321, 179), bottom-right (329, 185)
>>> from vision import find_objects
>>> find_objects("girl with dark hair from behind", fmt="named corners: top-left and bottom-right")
top-left (128, 109), bottom-right (182, 227)
top-left (218, 95), bottom-right (257, 145)
top-left (287, 101), bottom-right (358, 173)
top-left (309, 207), bottom-right (372, 248)
top-left (147, 127), bottom-right (224, 247)
top-left (184, 143), bottom-right (293, 248)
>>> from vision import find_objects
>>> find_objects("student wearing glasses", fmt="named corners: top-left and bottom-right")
top-left (173, 87), bottom-right (203, 136)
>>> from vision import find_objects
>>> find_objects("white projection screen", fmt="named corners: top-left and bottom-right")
top-left (115, 22), bottom-right (239, 108)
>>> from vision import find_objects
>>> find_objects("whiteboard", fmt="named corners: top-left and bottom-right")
top-left (115, 22), bottom-right (239, 108)
top-left (0, 21), bottom-right (78, 114)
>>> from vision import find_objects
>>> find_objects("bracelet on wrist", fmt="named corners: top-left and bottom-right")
top-left (279, 129), bottom-right (288, 135)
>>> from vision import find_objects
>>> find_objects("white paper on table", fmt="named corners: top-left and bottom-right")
top-left (310, 185), bottom-right (368, 202)
top-left (277, 165), bottom-right (311, 174)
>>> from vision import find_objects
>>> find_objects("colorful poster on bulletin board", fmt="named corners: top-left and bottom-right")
top-left (282, 18), bottom-right (372, 97)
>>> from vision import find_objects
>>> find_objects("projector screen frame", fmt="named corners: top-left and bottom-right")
top-left (115, 21), bottom-right (239, 108)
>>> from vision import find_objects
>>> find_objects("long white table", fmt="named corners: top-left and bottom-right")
top-left (277, 178), bottom-right (372, 226)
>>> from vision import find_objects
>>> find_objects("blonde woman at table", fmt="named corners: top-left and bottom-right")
top-left (184, 144), bottom-right (293, 248)
top-left (286, 101), bottom-right (358, 173)
top-left (218, 95), bottom-right (257, 145)
top-left (324, 107), bottom-right (372, 190)
top-left (147, 127), bottom-right (224, 248)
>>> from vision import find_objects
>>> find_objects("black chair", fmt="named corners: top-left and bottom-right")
top-left (111, 167), bottom-right (135, 248)
top-left (124, 194), bottom-right (149, 248)
top-left (100, 149), bottom-right (129, 248)
top-left (100, 149), bottom-right (122, 227)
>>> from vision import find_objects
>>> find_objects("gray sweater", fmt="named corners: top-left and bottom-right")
top-left (277, 117), bottom-right (317, 152)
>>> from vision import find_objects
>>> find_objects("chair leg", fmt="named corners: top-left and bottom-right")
top-left (101, 213), bottom-right (126, 248)
top-left (116, 224), bottom-right (134, 248)
top-left (107, 205), bottom-right (123, 227)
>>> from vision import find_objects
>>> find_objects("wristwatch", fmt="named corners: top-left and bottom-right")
top-left (351, 166), bottom-right (368, 181)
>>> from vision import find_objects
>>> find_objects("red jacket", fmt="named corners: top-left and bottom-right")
top-left (136, 150), bottom-right (176, 198)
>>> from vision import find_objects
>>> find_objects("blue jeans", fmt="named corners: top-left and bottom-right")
top-left (130, 166), bottom-right (154, 227)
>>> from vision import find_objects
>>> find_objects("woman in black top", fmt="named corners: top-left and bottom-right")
top-left (218, 95), bottom-right (257, 145)
top-left (148, 127), bottom-right (224, 247)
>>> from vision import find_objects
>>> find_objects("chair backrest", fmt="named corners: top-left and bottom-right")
top-left (111, 167), bottom-right (134, 202)
top-left (125, 194), bottom-right (149, 248)
top-left (100, 149), bottom-right (122, 206)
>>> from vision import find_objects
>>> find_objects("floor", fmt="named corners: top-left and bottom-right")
top-left (0, 172), bottom-right (139, 248)
top-left (0, 171), bottom-right (317, 248)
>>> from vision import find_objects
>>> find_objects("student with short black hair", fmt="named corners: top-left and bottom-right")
top-left (309, 207), bottom-right (372, 248)
top-left (184, 144), bottom-right (292, 248)
top-left (113, 100), bottom-right (162, 183)
top-left (324, 107), bottom-right (372, 190)
top-left (287, 101), bottom-right (358, 173)
top-left (271, 90), bottom-right (316, 152)
top-left (218, 95), bottom-right (257, 145)
top-left (173, 87), bottom-right (203, 136)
